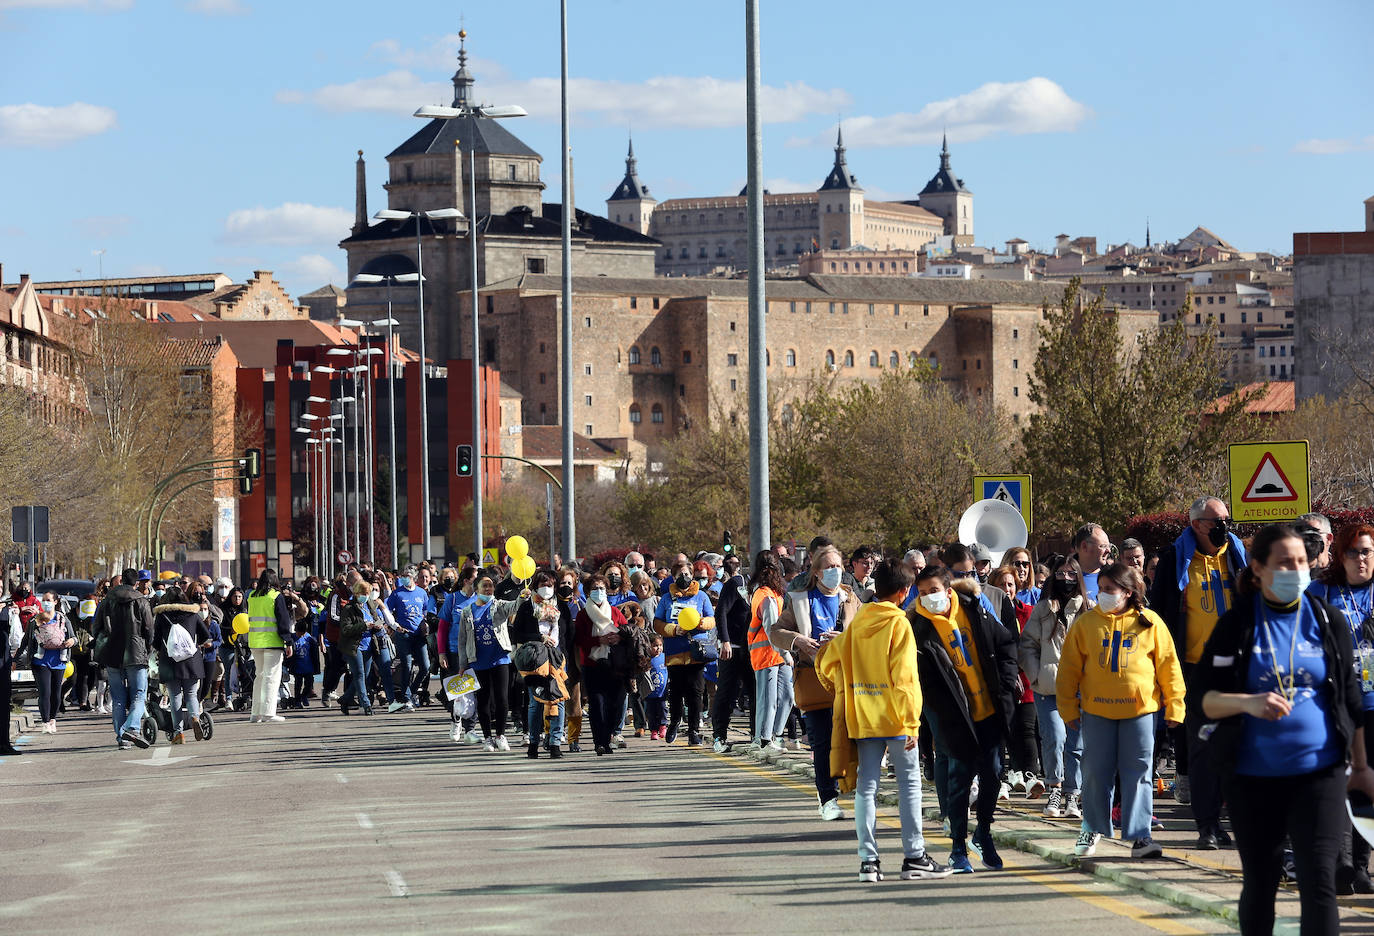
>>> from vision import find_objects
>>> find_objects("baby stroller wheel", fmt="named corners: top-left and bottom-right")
top-left (197, 711), bottom-right (214, 741)
top-left (140, 717), bottom-right (158, 747)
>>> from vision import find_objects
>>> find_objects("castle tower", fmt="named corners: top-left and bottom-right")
top-left (918, 134), bottom-right (974, 246)
top-left (816, 126), bottom-right (864, 250)
top-left (605, 136), bottom-right (655, 236)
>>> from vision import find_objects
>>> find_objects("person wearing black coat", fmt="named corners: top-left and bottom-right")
top-left (91, 568), bottom-right (157, 749)
top-left (152, 587), bottom-right (212, 743)
top-left (710, 555), bottom-right (755, 750)
top-left (908, 567), bottom-right (1020, 873)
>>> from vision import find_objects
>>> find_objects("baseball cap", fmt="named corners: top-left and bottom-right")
top-left (968, 544), bottom-right (994, 564)
top-left (137, 570), bottom-right (153, 582)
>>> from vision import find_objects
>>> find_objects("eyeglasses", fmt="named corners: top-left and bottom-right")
top-left (1346, 548), bottom-right (1374, 561)
top-left (1055, 573), bottom-right (1079, 583)
top-left (1012, 561), bottom-right (1031, 568)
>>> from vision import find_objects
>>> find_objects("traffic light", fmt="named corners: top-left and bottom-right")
top-left (239, 474), bottom-right (253, 496)
top-left (456, 444), bottom-right (473, 478)
top-left (722, 529), bottom-right (734, 557)
top-left (243, 448), bottom-right (262, 479)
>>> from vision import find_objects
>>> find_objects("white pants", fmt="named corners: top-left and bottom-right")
top-left (251, 648), bottom-right (284, 719)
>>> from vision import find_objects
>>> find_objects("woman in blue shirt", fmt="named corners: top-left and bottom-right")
top-left (1308, 521), bottom-right (1374, 893)
top-left (651, 558), bottom-right (716, 747)
top-left (457, 573), bottom-right (514, 752)
top-left (1194, 523), bottom-right (1374, 936)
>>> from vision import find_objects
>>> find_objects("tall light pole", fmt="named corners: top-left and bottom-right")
top-left (296, 427), bottom-right (313, 574)
top-left (559, 0), bottom-right (575, 562)
top-left (414, 83), bottom-right (526, 565)
top-left (745, 0), bottom-right (771, 557)
top-left (307, 393), bottom-right (332, 571)
top-left (374, 209), bottom-right (464, 561)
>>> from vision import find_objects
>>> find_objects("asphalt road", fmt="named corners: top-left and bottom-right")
top-left (0, 704), bottom-right (1234, 935)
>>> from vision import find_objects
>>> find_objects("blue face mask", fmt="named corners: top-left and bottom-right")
top-left (589, 589), bottom-right (607, 605)
top-left (1269, 568), bottom-right (1310, 604)
top-left (397, 576), bottom-right (412, 590)
top-left (473, 593), bottom-right (492, 605)
top-left (820, 567), bottom-right (843, 590)
top-left (627, 565), bottom-right (643, 577)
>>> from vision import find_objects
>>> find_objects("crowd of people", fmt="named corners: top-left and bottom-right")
top-left (5, 500), bottom-right (1374, 932)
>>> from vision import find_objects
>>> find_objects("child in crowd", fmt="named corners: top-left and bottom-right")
top-left (644, 637), bottom-right (668, 740)
top-left (290, 619), bottom-right (319, 707)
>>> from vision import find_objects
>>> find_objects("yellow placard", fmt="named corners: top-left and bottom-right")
top-left (1228, 441), bottom-right (1309, 523)
top-left (973, 474), bottom-right (1033, 530)
top-left (443, 672), bottom-right (480, 698)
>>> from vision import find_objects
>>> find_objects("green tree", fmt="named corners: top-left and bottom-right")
top-left (1022, 280), bottom-right (1257, 533)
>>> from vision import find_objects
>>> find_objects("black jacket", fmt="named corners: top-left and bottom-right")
top-left (92, 584), bottom-right (155, 669)
top-left (907, 588), bottom-right (1020, 763)
top-left (1188, 592), bottom-right (1362, 779)
top-left (153, 603), bottom-right (212, 681)
top-left (714, 574), bottom-right (751, 647)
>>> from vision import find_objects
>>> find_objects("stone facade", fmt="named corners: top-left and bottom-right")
top-left (1294, 224), bottom-right (1374, 400)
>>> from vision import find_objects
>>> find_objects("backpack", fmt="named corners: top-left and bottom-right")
top-left (167, 621), bottom-right (198, 662)
top-left (37, 618), bottom-right (66, 650)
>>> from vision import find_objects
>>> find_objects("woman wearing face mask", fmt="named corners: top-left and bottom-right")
top-left (456, 573), bottom-right (513, 751)
top-left (1308, 523), bottom-right (1374, 893)
top-left (599, 560), bottom-right (634, 608)
top-left (22, 590), bottom-right (76, 734)
top-left (747, 551), bottom-right (791, 753)
top-left (511, 569), bottom-right (571, 758)
top-left (770, 545), bottom-right (863, 821)
top-left (1193, 523), bottom-right (1374, 936)
top-left (692, 560), bottom-right (718, 609)
top-left (990, 566), bottom-right (1043, 799)
top-left (1057, 563), bottom-right (1184, 859)
top-left (575, 573), bottom-right (630, 755)
top-left (629, 571), bottom-right (658, 620)
top-left (337, 579), bottom-right (387, 716)
top-left (212, 586), bottom-right (246, 711)
top-left (1019, 556), bottom-right (1088, 819)
top-left (552, 567), bottom-right (587, 751)
top-left (652, 558), bottom-right (718, 747)
top-left (152, 585), bottom-right (213, 743)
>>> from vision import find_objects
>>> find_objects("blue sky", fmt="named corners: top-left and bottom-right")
top-left (1, 0), bottom-right (1370, 299)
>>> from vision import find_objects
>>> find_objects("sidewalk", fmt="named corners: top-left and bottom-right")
top-left (712, 726), bottom-right (1374, 934)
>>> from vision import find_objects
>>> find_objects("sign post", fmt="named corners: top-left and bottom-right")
top-left (10, 505), bottom-right (50, 581)
top-left (1228, 441), bottom-right (1310, 523)
top-left (972, 475), bottom-right (1033, 531)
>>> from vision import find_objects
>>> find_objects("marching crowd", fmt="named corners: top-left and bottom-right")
top-left (5, 498), bottom-right (1374, 935)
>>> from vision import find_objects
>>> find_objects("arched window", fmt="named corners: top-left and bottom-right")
top-left (628, 404), bottom-right (642, 424)
top-left (628, 346), bottom-right (641, 365)
top-left (843, 350), bottom-right (854, 368)
top-left (825, 350), bottom-right (835, 368)
top-left (785, 349), bottom-right (796, 367)
top-left (869, 351), bottom-right (880, 367)
top-left (889, 351), bottom-right (899, 368)
top-left (650, 346), bottom-right (662, 366)
top-left (908, 351), bottom-right (919, 367)
top-left (650, 403), bottom-right (664, 424)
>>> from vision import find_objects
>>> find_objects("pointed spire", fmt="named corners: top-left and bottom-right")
top-left (452, 28), bottom-right (474, 108)
top-left (940, 131), bottom-right (951, 171)
top-left (353, 150), bottom-right (367, 234)
top-left (626, 135), bottom-right (637, 175)
top-left (1146, 217), bottom-right (1152, 249)
top-left (607, 132), bottom-right (650, 202)
top-left (819, 122), bottom-right (860, 191)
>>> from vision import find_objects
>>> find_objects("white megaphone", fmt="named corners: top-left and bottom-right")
top-left (957, 498), bottom-right (1028, 567)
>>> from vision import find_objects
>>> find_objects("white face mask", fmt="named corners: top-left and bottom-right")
top-left (370, 590), bottom-right (380, 602)
top-left (217, 587), bottom-right (230, 597)
top-left (1097, 591), bottom-right (1124, 613)
top-left (919, 591), bottom-right (951, 615)
top-left (820, 567), bottom-right (843, 590)
top-left (536, 586), bottom-right (555, 601)
top-left (198, 609), bottom-right (209, 621)
top-left (40, 599), bottom-right (55, 613)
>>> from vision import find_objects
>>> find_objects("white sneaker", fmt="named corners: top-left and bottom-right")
top-left (402, 702), bottom-right (415, 713)
top-left (463, 730), bottom-right (483, 745)
top-left (788, 738), bottom-right (804, 751)
top-left (998, 782), bottom-right (1012, 802)
top-left (1026, 774), bottom-right (1046, 799)
top-left (1065, 793), bottom-right (1083, 820)
top-left (266, 715), bottom-right (286, 723)
top-left (1009, 770), bottom-right (1026, 794)
top-left (449, 722), bottom-right (461, 741)
top-left (249, 716), bottom-right (263, 724)
top-left (613, 734), bottom-right (627, 749)
top-left (387, 702), bottom-right (406, 714)
top-left (495, 735), bottom-right (510, 752)
top-left (748, 738), bottom-right (765, 751)
top-left (96, 705), bottom-right (108, 715)
top-left (1044, 787), bottom-right (1065, 818)
top-left (713, 738), bottom-right (730, 754)
top-left (766, 739), bottom-right (785, 754)
top-left (818, 798), bottom-right (844, 821)
top-left (482, 739), bottom-right (495, 752)
top-left (1074, 829), bottom-right (1101, 857)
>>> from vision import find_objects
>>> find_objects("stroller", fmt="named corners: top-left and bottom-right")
top-left (229, 634), bottom-right (256, 712)
top-left (139, 668), bottom-right (214, 747)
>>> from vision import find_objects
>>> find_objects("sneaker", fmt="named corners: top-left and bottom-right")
top-left (1282, 849), bottom-right (1298, 883)
top-left (482, 739), bottom-right (495, 752)
top-left (402, 702), bottom-right (416, 713)
top-left (613, 734), bottom-right (627, 749)
top-left (1010, 770), bottom-right (1027, 794)
top-left (449, 723), bottom-right (461, 742)
top-left (463, 730), bottom-right (483, 745)
top-left (788, 738), bottom-right (805, 751)
top-left (568, 742), bottom-right (582, 753)
top-left (495, 735), bottom-right (510, 752)
top-left (1044, 788), bottom-right (1065, 817)
top-left (858, 860), bottom-right (884, 883)
top-left (941, 816), bottom-right (951, 837)
top-left (664, 725), bottom-right (679, 745)
top-left (1111, 805), bottom-right (1122, 829)
top-left (122, 729), bottom-right (150, 749)
top-left (687, 733), bottom-right (703, 747)
top-left (1026, 775), bottom-right (1046, 799)
top-left (713, 739), bottom-right (730, 754)
top-left (1075, 830), bottom-right (1101, 858)
top-left (192, 719), bottom-right (206, 741)
top-left (266, 715), bottom-right (286, 723)
top-left (970, 827), bottom-right (1003, 870)
top-left (766, 739), bottom-right (785, 754)
top-left (387, 701), bottom-right (406, 714)
top-left (998, 782), bottom-right (1012, 802)
top-left (1131, 837), bottom-right (1163, 859)
top-left (1151, 815), bottom-right (1164, 831)
top-left (901, 853), bottom-right (954, 880)
top-left (1065, 793), bottom-right (1083, 820)
top-left (749, 738), bottom-right (765, 751)
top-left (947, 850), bottom-right (974, 874)
top-left (1173, 774), bottom-right (1191, 805)
top-left (818, 798), bottom-right (844, 821)
top-left (117, 739), bottom-right (132, 750)
top-left (969, 777), bottom-right (980, 805)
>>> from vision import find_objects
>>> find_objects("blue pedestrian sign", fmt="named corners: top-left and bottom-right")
top-left (973, 474), bottom-right (1033, 529)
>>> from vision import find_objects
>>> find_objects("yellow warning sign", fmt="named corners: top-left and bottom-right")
top-left (481, 547), bottom-right (499, 567)
top-left (1228, 441), bottom-right (1309, 523)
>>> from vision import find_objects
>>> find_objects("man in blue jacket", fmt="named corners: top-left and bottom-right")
top-left (1147, 495), bottom-right (1247, 850)
top-left (386, 566), bottom-right (432, 713)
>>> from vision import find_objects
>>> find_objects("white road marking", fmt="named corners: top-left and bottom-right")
top-left (356, 812), bottom-right (374, 829)
top-left (336, 773), bottom-right (349, 784)
top-left (123, 746), bottom-right (194, 767)
top-left (384, 870), bottom-right (408, 897)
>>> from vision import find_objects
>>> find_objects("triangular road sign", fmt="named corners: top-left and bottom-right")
top-left (1242, 452), bottom-right (1298, 502)
top-left (991, 482), bottom-right (1016, 505)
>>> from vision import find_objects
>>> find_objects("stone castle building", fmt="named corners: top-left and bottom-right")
top-left (607, 132), bottom-right (973, 276)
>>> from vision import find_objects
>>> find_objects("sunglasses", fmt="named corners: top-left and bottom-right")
top-left (1012, 561), bottom-right (1031, 568)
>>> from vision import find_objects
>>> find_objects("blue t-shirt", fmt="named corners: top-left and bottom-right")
top-left (607, 591), bottom-right (637, 608)
top-left (1309, 580), bottom-right (1374, 711)
top-left (1017, 586), bottom-right (1043, 606)
top-left (470, 601), bottom-right (510, 671)
top-left (655, 589), bottom-right (714, 660)
top-left (445, 593), bottom-right (476, 653)
top-left (1082, 572), bottom-right (1100, 602)
top-left (646, 652), bottom-right (668, 698)
top-left (808, 588), bottom-right (840, 641)
top-left (291, 633), bottom-right (318, 675)
top-left (386, 586), bottom-right (429, 635)
top-left (1237, 599), bottom-right (1342, 777)
top-left (357, 603), bottom-right (374, 653)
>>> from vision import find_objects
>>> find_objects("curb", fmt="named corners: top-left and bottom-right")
top-left (9, 708), bottom-right (36, 740)
top-left (726, 742), bottom-right (1239, 926)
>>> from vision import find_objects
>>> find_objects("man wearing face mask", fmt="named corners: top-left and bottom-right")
top-left (1148, 495), bottom-right (1248, 849)
top-left (624, 551), bottom-right (646, 584)
top-left (385, 566), bottom-right (430, 713)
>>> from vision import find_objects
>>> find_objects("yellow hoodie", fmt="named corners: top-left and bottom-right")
top-left (816, 599), bottom-right (921, 739)
top-left (1056, 605), bottom-right (1185, 724)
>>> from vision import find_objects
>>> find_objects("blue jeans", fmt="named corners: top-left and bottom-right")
top-left (1080, 712), bottom-right (1155, 841)
top-left (855, 738), bottom-right (925, 862)
top-left (165, 676), bottom-right (201, 731)
top-left (942, 715), bottom-right (1003, 848)
top-left (1033, 692), bottom-right (1083, 793)
top-left (528, 694), bottom-right (566, 746)
top-left (363, 638), bottom-right (398, 704)
top-left (392, 631), bottom-right (428, 703)
top-left (105, 665), bottom-right (147, 739)
top-left (753, 663), bottom-right (793, 742)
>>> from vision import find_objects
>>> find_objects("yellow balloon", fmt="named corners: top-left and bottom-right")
top-left (505, 535), bottom-right (530, 560)
top-left (64, 661), bottom-right (75, 679)
top-left (511, 555), bottom-right (536, 581)
top-left (677, 606), bottom-right (701, 633)
top-left (232, 613), bottom-right (250, 635)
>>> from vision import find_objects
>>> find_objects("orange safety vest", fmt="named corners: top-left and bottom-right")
top-left (748, 587), bottom-right (785, 671)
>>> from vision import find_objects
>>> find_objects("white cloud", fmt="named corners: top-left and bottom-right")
top-left (280, 68), bottom-right (851, 128)
top-left (73, 214), bottom-right (131, 239)
top-left (0, 0), bottom-right (131, 8)
top-left (281, 253), bottom-right (342, 289)
top-left (183, 0), bottom-right (247, 14)
top-left (789, 77), bottom-right (1090, 148)
top-left (1293, 135), bottom-right (1374, 155)
top-left (221, 202), bottom-right (352, 246)
top-left (0, 101), bottom-right (116, 146)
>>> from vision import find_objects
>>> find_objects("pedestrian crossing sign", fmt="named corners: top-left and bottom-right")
top-left (973, 474), bottom-right (1033, 530)
top-left (481, 547), bottom-right (499, 567)
top-left (1228, 441), bottom-right (1309, 522)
